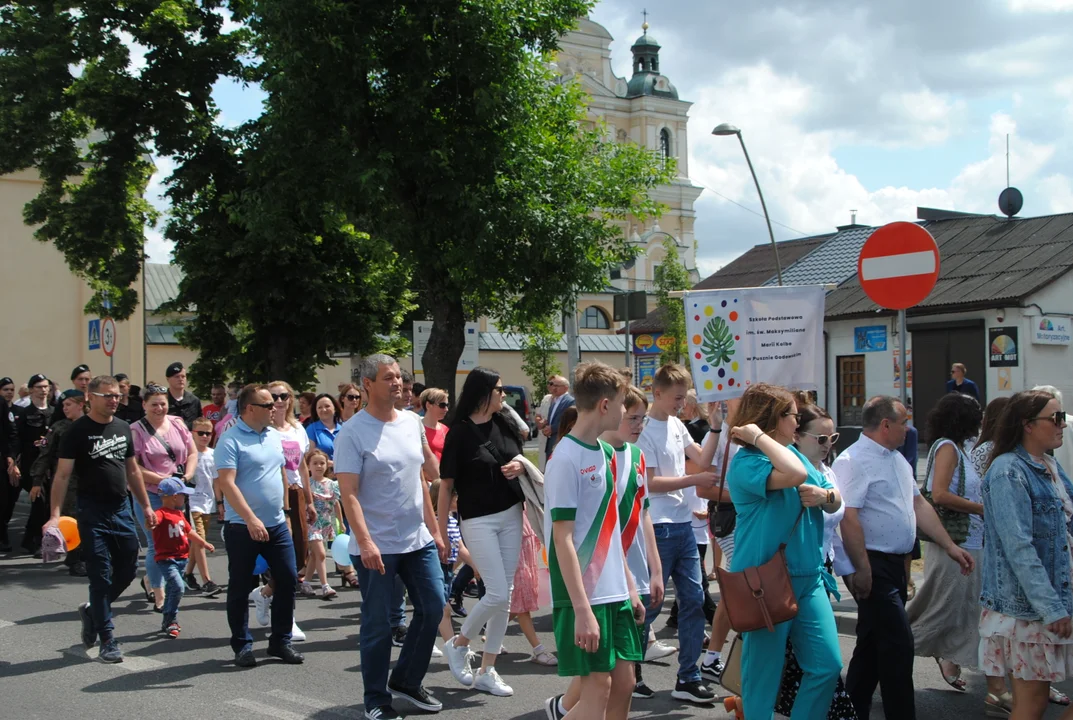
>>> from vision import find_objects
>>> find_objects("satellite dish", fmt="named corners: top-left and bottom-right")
top-left (998, 187), bottom-right (1023, 218)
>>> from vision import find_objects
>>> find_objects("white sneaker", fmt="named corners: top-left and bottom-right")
top-left (431, 644), bottom-right (443, 658)
top-left (299, 581), bottom-right (316, 597)
top-left (472, 667), bottom-right (513, 696)
top-left (291, 620), bottom-right (306, 642)
top-left (319, 585), bottom-right (337, 599)
top-left (252, 588), bottom-right (271, 627)
top-left (443, 636), bottom-right (474, 687)
top-left (644, 639), bottom-right (677, 661)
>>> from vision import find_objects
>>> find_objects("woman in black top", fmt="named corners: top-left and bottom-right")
top-left (438, 367), bottom-right (525, 697)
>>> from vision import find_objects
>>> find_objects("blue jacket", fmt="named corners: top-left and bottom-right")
top-left (545, 393), bottom-right (575, 459)
top-left (945, 377), bottom-right (980, 400)
top-left (981, 445), bottom-right (1073, 624)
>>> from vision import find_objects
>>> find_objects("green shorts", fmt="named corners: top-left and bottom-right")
top-left (553, 599), bottom-right (644, 677)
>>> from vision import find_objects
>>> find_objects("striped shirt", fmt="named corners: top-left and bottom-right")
top-left (446, 514), bottom-right (462, 564)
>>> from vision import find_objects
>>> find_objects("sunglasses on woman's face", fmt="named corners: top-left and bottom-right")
top-left (800, 430), bottom-right (840, 445)
top-left (436, 402), bottom-right (449, 409)
top-left (1030, 410), bottom-right (1067, 426)
top-left (271, 392), bottom-right (290, 402)
top-left (195, 431), bottom-right (212, 437)
top-left (346, 394), bottom-right (361, 401)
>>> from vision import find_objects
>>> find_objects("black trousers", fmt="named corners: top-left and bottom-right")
top-left (846, 551), bottom-right (916, 720)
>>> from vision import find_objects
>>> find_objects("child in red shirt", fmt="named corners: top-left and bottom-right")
top-left (153, 478), bottom-right (215, 638)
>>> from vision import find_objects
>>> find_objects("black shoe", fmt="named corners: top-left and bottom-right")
top-left (544, 694), bottom-right (566, 719)
top-left (633, 680), bottom-right (655, 699)
top-left (200, 580), bottom-right (222, 597)
top-left (69, 562), bottom-right (87, 577)
top-left (184, 574), bottom-right (203, 595)
top-left (78, 602), bottom-right (96, 649)
top-left (235, 647), bottom-right (257, 668)
top-left (463, 581), bottom-right (480, 598)
top-left (701, 658), bottom-right (725, 683)
top-left (267, 644), bottom-right (305, 664)
top-left (388, 681), bottom-right (443, 712)
top-left (671, 679), bottom-right (715, 704)
top-left (449, 596), bottom-right (468, 618)
top-left (364, 707), bottom-right (402, 720)
top-left (140, 576), bottom-right (153, 602)
top-left (391, 625), bottom-right (407, 647)
top-left (667, 612), bottom-right (679, 629)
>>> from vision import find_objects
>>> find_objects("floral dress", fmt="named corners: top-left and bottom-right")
top-left (979, 454), bottom-right (1073, 681)
top-left (308, 479), bottom-right (340, 542)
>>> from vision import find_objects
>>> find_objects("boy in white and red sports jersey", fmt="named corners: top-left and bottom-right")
top-left (542, 362), bottom-right (645, 720)
top-left (547, 383), bottom-right (664, 719)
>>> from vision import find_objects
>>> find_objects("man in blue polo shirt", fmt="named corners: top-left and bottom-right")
top-left (216, 384), bottom-right (301, 668)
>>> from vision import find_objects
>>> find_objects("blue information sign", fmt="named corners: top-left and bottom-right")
top-left (88, 318), bottom-right (101, 350)
top-left (854, 325), bottom-right (887, 352)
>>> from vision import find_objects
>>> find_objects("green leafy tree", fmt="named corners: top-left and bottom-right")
top-left (0, 1), bottom-right (411, 387)
top-left (655, 238), bottom-right (691, 366)
top-left (517, 317), bottom-right (564, 395)
top-left (241, 0), bottom-right (676, 397)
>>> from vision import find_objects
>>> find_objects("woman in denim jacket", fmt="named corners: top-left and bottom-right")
top-left (980, 389), bottom-right (1073, 719)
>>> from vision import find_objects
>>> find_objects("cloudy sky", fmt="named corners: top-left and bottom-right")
top-left (145, 0), bottom-right (1073, 278)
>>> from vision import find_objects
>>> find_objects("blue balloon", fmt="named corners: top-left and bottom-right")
top-left (331, 534), bottom-right (352, 566)
top-left (253, 555), bottom-right (269, 575)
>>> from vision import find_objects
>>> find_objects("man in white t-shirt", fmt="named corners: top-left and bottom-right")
top-left (335, 354), bottom-right (446, 720)
top-left (634, 363), bottom-right (719, 704)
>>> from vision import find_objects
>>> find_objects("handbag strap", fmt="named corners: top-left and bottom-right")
top-left (139, 417), bottom-right (177, 465)
top-left (924, 439), bottom-right (966, 498)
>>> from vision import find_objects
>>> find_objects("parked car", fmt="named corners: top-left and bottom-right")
top-left (502, 385), bottom-right (537, 437)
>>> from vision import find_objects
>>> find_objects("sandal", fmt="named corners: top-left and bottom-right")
top-left (342, 569), bottom-right (359, 589)
top-left (141, 576), bottom-right (153, 603)
top-left (1051, 686), bottom-right (1071, 705)
top-left (985, 691), bottom-right (1013, 717)
top-left (530, 649), bottom-right (558, 666)
top-left (935, 658), bottom-right (966, 692)
top-left (707, 571), bottom-right (718, 581)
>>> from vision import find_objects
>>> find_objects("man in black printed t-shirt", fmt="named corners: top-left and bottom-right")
top-left (44, 375), bottom-right (156, 664)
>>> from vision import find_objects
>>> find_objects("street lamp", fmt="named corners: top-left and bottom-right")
top-left (712, 123), bottom-right (782, 285)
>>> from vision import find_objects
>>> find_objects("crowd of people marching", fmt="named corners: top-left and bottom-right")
top-left (3, 356), bottom-right (1073, 720)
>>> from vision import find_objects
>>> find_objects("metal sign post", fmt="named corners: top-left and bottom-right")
top-left (898, 309), bottom-right (908, 409)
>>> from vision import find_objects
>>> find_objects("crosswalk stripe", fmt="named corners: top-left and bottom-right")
top-left (61, 645), bottom-right (166, 671)
top-left (267, 690), bottom-right (364, 719)
top-left (227, 699), bottom-right (307, 720)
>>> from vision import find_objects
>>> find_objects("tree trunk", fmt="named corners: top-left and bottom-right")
top-left (266, 334), bottom-right (292, 382)
top-left (422, 296), bottom-right (467, 406)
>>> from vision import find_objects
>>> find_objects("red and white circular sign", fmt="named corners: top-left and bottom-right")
top-left (102, 317), bottom-right (117, 357)
top-left (857, 222), bottom-right (940, 310)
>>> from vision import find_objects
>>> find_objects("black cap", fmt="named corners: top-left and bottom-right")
top-left (0, 377), bottom-right (12, 388)
top-left (70, 364), bottom-right (90, 380)
top-left (29, 373), bottom-right (49, 388)
top-left (165, 362), bottom-right (184, 378)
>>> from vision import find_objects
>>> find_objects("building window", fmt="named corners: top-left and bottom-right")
top-left (659, 128), bottom-right (672, 166)
top-left (837, 355), bottom-right (866, 426)
top-left (580, 306), bottom-right (611, 330)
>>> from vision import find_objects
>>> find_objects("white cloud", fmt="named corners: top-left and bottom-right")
top-left (1008, 0), bottom-right (1073, 11)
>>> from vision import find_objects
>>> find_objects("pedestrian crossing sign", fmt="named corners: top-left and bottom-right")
top-left (88, 318), bottom-right (101, 350)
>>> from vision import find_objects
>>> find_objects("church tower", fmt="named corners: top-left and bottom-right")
top-left (556, 16), bottom-right (704, 290)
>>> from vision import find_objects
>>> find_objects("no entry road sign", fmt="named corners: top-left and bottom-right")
top-left (857, 221), bottom-right (940, 310)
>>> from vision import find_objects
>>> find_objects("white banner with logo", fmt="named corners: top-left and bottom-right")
top-left (683, 286), bottom-right (826, 402)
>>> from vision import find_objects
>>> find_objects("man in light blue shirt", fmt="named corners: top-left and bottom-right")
top-left (216, 384), bottom-right (301, 668)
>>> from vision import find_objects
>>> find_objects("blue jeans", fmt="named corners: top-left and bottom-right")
top-left (77, 495), bottom-right (140, 643)
top-left (354, 542), bottom-right (444, 710)
top-left (225, 521), bottom-right (297, 654)
top-left (157, 557), bottom-right (188, 625)
top-left (392, 575), bottom-right (407, 629)
top-left (643, 521), bottom-right (705, 683)
top-left (132, 492), bottom-right (164, 588)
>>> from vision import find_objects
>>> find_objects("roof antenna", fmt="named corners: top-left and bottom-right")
top-left (998, 133), bottom-right (1023, 219)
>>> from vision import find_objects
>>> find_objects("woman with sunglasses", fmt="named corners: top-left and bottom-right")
top-left (725, 383), bottom-right (843, 719)
top-left (268, 382), bottom-right (317, 584)
top-left (131, 384), bottom-right (198, 612)
top-left (773, 396), bottom-right (858, 719)
top-left (903, 393), bottom-right (993, 702)
top-left (306, 393), bottom-right (343, 460)
top-left (338, 384), bottom-right (362, 423)
top-left (980, 390), bottom-right (1073, 720)
top-left (419, 388), bottom-right (450, 462)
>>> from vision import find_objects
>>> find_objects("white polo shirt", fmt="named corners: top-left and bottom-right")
top-left (832, 434), bottom-right (920, 555)
top-left (636, 416), bottom-right (693, 525)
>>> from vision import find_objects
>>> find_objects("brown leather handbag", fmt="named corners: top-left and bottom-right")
top-left (714, 449), bottom-right (806, 633)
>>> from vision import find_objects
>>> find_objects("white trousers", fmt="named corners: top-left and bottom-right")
top-left (460, 503), bottom-right (523, 652)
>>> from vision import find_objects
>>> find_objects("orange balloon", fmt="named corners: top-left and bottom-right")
top-left (58, 516), bottom-right (80, 551)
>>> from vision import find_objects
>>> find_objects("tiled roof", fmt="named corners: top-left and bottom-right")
top-left (763, 225), bottom-right (875, 288)
top-left (825, 213), bottom-right (1073, 319)
top-left (480, 332), bottom-right (628, 354)
top-left (144, 263), bottom-right (183, 311)
top-left (623, 234), bottom-right (834, 333)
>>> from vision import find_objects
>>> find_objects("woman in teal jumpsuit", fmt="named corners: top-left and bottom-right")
top-left (726, 383), bottom-right (844, 719)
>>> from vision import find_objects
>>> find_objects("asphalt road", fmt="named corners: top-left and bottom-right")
top-left (3, 497), bottom-right (1073, 720)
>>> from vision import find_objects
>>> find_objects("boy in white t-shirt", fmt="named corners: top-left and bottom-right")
top-left (634, 363), bottom-right (719, 703)
top-left (543, 362), bottom-right (644, 720)
top-left (549, 383), bottom-right (664, 719)
top-left (186, 417), bottom-right (221, 596)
